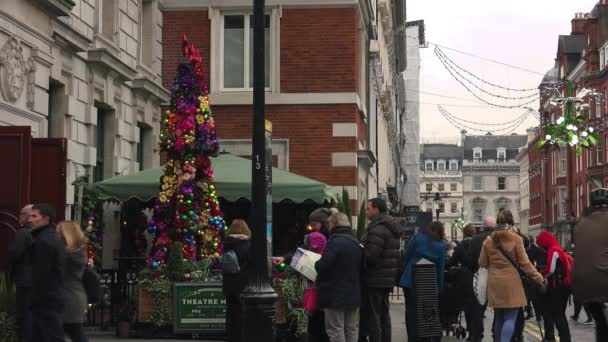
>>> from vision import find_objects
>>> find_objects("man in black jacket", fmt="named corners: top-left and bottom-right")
top-left (467, 216), bottom-right (496, 342)
top-left (28, 203), bottom-right (65, 342)
top-left (9, 204), bottom-right (33, 342)
top-left (359, 198), bottom-right (400, 342)
top-left (315, 212), bottom-right (363, 342)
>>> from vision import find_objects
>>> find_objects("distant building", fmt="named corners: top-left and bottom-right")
top-left (419, 143), bottom-right (463, 239)
top-left (462, 132), bottom-right (527, 229)
top-left (516, 128), bottom-right (539, 235)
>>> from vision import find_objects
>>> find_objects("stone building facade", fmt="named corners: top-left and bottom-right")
top-left (462, 132), bottom-right (527, 229)
top-left (0, 0), bottom-right (169, 219)
top-left (419, 143), bottom-right (463, 240)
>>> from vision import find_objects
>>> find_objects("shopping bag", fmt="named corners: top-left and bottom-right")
top-left (473, 267), bottom-right (488, 305)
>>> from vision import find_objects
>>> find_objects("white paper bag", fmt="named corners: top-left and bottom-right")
top-left (474, 267), bottom-right (488, 305)
top-left (290, 247), bottom-right (322, 281)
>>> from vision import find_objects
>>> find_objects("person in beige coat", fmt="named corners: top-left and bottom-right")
top-left (479, 210), bottom-right (543, 342)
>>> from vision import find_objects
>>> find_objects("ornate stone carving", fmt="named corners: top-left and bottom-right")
top-left (0, 37), bottom-right (35, 104)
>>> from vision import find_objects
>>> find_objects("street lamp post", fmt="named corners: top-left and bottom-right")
top-left (241, 0), bottom-right (277, 341)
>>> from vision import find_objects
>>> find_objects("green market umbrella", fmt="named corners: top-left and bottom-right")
top-left (95, 154), bottom-right (335, 204)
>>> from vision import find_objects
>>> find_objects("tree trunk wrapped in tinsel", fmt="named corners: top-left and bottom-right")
top-left (146, 35), bottom-right (226, 272)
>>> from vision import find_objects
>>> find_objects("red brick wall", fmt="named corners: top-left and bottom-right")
top-left (280, 8), bottom-right (359, 93)
top-left (213, 104), bottom-right (358, 186)
top-left (162, 11), bottom-right (211, 90)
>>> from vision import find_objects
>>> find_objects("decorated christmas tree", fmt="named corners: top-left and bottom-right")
top-left (146, 35), bottom-right (226, 271)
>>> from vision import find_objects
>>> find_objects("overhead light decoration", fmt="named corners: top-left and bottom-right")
top-left (535, 81), bottom-right (601, 155)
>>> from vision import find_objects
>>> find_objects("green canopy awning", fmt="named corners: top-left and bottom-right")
top-left (95, 154), bottom-right (334, 204)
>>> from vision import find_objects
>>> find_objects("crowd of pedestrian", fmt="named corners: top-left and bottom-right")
top-left (8, 203), bottom-right (89, 342)
top-left (221, 188), bottom-right (608, 342)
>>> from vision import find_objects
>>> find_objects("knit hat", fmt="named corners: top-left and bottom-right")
top-left (307, 232), bottom-right (327, 254)
top-left (308, 208), bottom-right (332, 226)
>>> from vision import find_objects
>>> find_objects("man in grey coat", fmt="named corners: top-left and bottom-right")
top-left (9, 204), bottom-right (33, 342)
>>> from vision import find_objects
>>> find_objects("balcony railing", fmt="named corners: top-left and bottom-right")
top-left (463, 159), bottom-right (518, 165)
top-left (421, 170), bottom-right (462, 176)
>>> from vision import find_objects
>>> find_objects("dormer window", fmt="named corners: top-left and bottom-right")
top-left (425, 160), bottom-right (433, 171)
top-left (437, 160), bottom-right (446, 171)
top-left (449, 160), bottom-right (458, 170)
top-left (473, 147), bottom-right (482, 160)
top-left (497, 147), bottom-right (506, 160)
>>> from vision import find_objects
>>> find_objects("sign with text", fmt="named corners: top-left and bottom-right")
top-left (173, 282), bottom-right (226, 334)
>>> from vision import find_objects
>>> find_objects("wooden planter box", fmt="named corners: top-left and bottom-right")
top-left (137, 286), bottom-right (174, 323)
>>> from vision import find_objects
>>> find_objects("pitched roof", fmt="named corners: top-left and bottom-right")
top-left (463, 134), bottom-right (527, 151)
top-left (420, 144), bottom-right (463, 160)
top-left (558, 34), bottom-right (586, 54)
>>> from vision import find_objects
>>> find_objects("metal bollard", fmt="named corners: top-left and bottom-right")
top-left (409, 258), bottom-right (442, 340)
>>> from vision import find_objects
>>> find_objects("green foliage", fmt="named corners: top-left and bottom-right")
top-left (335, 188), bottom-right (352, 225)
top-left (165, 242), bottom-right (189, 282)
top-left (139, 277), bottom-right (172, 327)
top-left (0, 273), bottom-right (16, 342)
top-left (357, 202), bottom-right (367, 239)
top-left (73, 175), bottom-right (103, 266)
top-left (273, 268), bottom-right (307, 337)
top-left (0, 312), bottom-right (17, 342)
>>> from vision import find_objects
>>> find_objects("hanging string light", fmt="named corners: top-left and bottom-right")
top-left (438, 106), bottom-right (532, 133)
top-left (434, 48), bottom-right (540, 109)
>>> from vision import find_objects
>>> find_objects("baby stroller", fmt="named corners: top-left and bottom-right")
top-left (439, 265), bottom-right (469, 338)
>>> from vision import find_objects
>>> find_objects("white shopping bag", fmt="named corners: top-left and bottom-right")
top-left (473, 267), bottom-right (488, 305)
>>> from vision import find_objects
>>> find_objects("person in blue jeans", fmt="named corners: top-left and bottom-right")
top-left (478, 210), bottom-right (544, 342)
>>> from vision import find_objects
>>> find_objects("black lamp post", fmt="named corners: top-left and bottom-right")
top-left (434, 192), bottom-right (442, 222)
top-left (240, 0), bottom-right (277, 340)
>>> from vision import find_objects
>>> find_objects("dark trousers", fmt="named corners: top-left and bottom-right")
top-left (573, 299), bottom-right (592, 321)
top-left (64, 323), bottom-right (88, 342)
top-left (541, 288), bottom-right (571, 342)
top-left (226, 293), bottom-right (242, 342)
top-left (30, 307), bottom-right (64, 342)
top-left (308, 310), bottom-right (329, 342)
top-left (360, 287), bottom-right (391, 342)
top-left (587, 302), bottom-right (608, 341)
top-left (15, 286), bottom-right (32, 342)
top-left (468, 301), bottom-right (486, 342)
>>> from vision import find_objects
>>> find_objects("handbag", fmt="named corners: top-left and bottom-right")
top-left (303, 287), bottom-right (318, 313)
top-left (473, 267), bottom-right (488, 305)
top-left (497, 246), bottom-right (540, 296)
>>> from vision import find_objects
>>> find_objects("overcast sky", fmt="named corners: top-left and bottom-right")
top-left (407, 0), bottom-right (599, 143)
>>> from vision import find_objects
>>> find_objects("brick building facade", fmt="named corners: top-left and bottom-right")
top-left (160, 0), bottom-right (382, 217)
top-left (528, 1), bottom-right (608, 244)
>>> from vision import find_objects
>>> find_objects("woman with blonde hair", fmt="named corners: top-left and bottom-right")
top-left (222, 219), bottom-right (251, 342)
top-left (56, 220), bottom-right (89, 342)
top-left (479, 210), bottom-right (544, 341)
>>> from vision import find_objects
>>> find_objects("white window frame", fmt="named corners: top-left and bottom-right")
top-left (437, 160), bottom-right (446, 171)
top-left (438, 183), bottom-right (445, 192)
top-left (449, 160), bottom-right (458, 171)
top-left (597, 141), bottom-right (603, 165)
top-left (473, 176), bottom-right (482, 191)
top-left (211, 8), bottom-right (280, 94)
top-left (559, 147), bottom-right (567, 176)
top-left (474, 207), bottom-right (484, 223)
top-left (601, 48), bottom-right (605, 70)
top-left (497, 147), bottom-right (506, 160)
top-left (425, 161), bottom-right (433, 171)
top-left (450, 202), bottom-right (458, 214)
top-left (473, 147), bottom-right (482, 160)
top-left (498, 176), bottom-right (506, 191)
top-left (425, 183), bottom-right (432, 192)
top-left (450, 183), bottom-right (457, 192)
top-left (596, 95), bottom-right (602, 118)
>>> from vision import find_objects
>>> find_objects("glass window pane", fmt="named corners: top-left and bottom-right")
top-left (224, 15), bottom-right (245, 88)
top-left (249, 15), bottom-right (271, 88)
